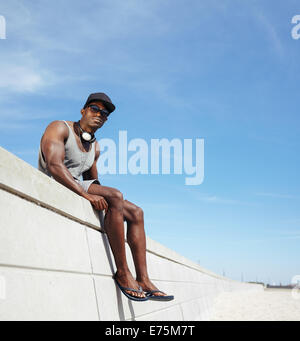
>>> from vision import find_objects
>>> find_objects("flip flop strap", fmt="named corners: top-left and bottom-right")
top-left (114, 274), bottom-right (143, 293)
top-left (120, 285), bottom-right (143, 293)
top-left (147, 290), bottom-right (166, 295)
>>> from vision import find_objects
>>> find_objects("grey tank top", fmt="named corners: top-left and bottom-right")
top-left (38, 120), bottom-right (96, 179)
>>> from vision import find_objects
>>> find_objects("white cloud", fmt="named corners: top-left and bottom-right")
top-left (256, 192), bottom-right (296, 199)
top-left (198, 195), bottom-right (242, 205)
top-left (190, 192), bottom-right (246, 205)
top-left (0, 0), bottom-right (174, 98)
top-left (0, 43), bottom-right (57, 94)
top-left (0, 64), bottom-right (44, 92)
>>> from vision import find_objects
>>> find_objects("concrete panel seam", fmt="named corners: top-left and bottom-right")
top-left (0, 183), bottom-right (100, 232)
top-left (125, 286), bottom-right (261, 321)
top-left (84, 226), bottom-right (95, 274)
top-left (145, 248), bottom-right (237, 282)
top-left (84, 226), bottom-right (101, 321)
top-left (125, 299), bottom-right (199, 321)
top-left (91, 276), bottom-right (101, 321)
top-left (0, 263), bottom-right (93, 276)
top-left (90, 272), bottom-right (216, 284)
top-left (136, 278), bottom-right (216, 284)
top-left (179, 303), bottom-right (185, 320)
top-left (87, 273), bottom-right (114, 279)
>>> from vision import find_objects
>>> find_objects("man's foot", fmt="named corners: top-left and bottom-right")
top-left (137, 277), bottom-right (172, 298)
top-left (114, 270), bottom-right (147, 299)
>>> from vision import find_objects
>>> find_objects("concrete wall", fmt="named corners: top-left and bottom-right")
top-left (0, 146), bottom-right (263, 321)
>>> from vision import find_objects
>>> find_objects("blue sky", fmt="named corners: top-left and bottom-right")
top-left (0, 0), bottom-right (299, 284)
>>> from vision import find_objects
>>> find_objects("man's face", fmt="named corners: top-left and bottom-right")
top-left (81, 101), bottom-right (108, 130)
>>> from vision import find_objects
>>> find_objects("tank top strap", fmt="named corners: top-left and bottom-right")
top-left (61, 120), bottom-right (72, 135)
top-left (61, 120), bottom-right (78, 145)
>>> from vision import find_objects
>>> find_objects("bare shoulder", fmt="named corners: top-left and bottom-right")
top-left (42, 120), bottom-right (70, 142)
top-left (45, 120), bottom-right (69, 131)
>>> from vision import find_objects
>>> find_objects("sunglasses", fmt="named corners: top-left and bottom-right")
top-left (88, 105), bottom-right (110, 118)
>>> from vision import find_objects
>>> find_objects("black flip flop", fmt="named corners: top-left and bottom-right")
top-left (145, 290), bottom-right (174, 301)
top-left (113, 275), bottom-right (149, 302)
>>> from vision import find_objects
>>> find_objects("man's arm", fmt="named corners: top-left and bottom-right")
top-left (41, 122), bottom-right (107, 211)
top-left (41, 121), bottom-right (87, 197)
top-left (82, 141), bottom-right (100, 181)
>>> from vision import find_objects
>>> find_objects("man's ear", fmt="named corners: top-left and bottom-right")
top-left (80, 108), bottom-right (85, 116)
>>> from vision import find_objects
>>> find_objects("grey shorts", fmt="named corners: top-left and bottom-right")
top-left (74, 179), bottom-right (100, 192)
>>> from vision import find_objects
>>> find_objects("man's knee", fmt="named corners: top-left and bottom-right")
top-left (110, 189), bottom-right (123, 201)
top-left (132, 206), bottom-right (144, 223)
top-left (107, 189), bottom-right (124, 209)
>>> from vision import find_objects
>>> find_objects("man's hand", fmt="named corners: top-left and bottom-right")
top-left (82, 193), bottom-right (108, 212)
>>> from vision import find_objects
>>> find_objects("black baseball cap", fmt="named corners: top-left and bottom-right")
top-left (83, 92), bottom-right (116, 113)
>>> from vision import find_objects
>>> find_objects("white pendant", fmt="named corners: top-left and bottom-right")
top-left (82, 132), bottom-right (92, 141)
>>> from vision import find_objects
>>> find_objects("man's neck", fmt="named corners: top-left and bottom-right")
top-left (78, 120), bottom-right (97, 134)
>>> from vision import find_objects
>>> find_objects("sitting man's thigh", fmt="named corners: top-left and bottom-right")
top-left (87, 183), bottom-right (123, 203)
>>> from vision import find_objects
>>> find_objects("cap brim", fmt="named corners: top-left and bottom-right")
top-left (85, 100), bottom-right (115, 113)
top-left (102, 101), bottom-right (115, 113)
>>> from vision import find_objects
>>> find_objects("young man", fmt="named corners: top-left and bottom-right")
top-left (38, 92), bottom-right (174, 302)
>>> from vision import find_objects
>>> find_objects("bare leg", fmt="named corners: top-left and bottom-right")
top-left (123, 200), bottom-right (148, 280)
top-left (87, 184), bottom-right (145, 298)
top-left (123, 200), bottom-right (167, 297)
